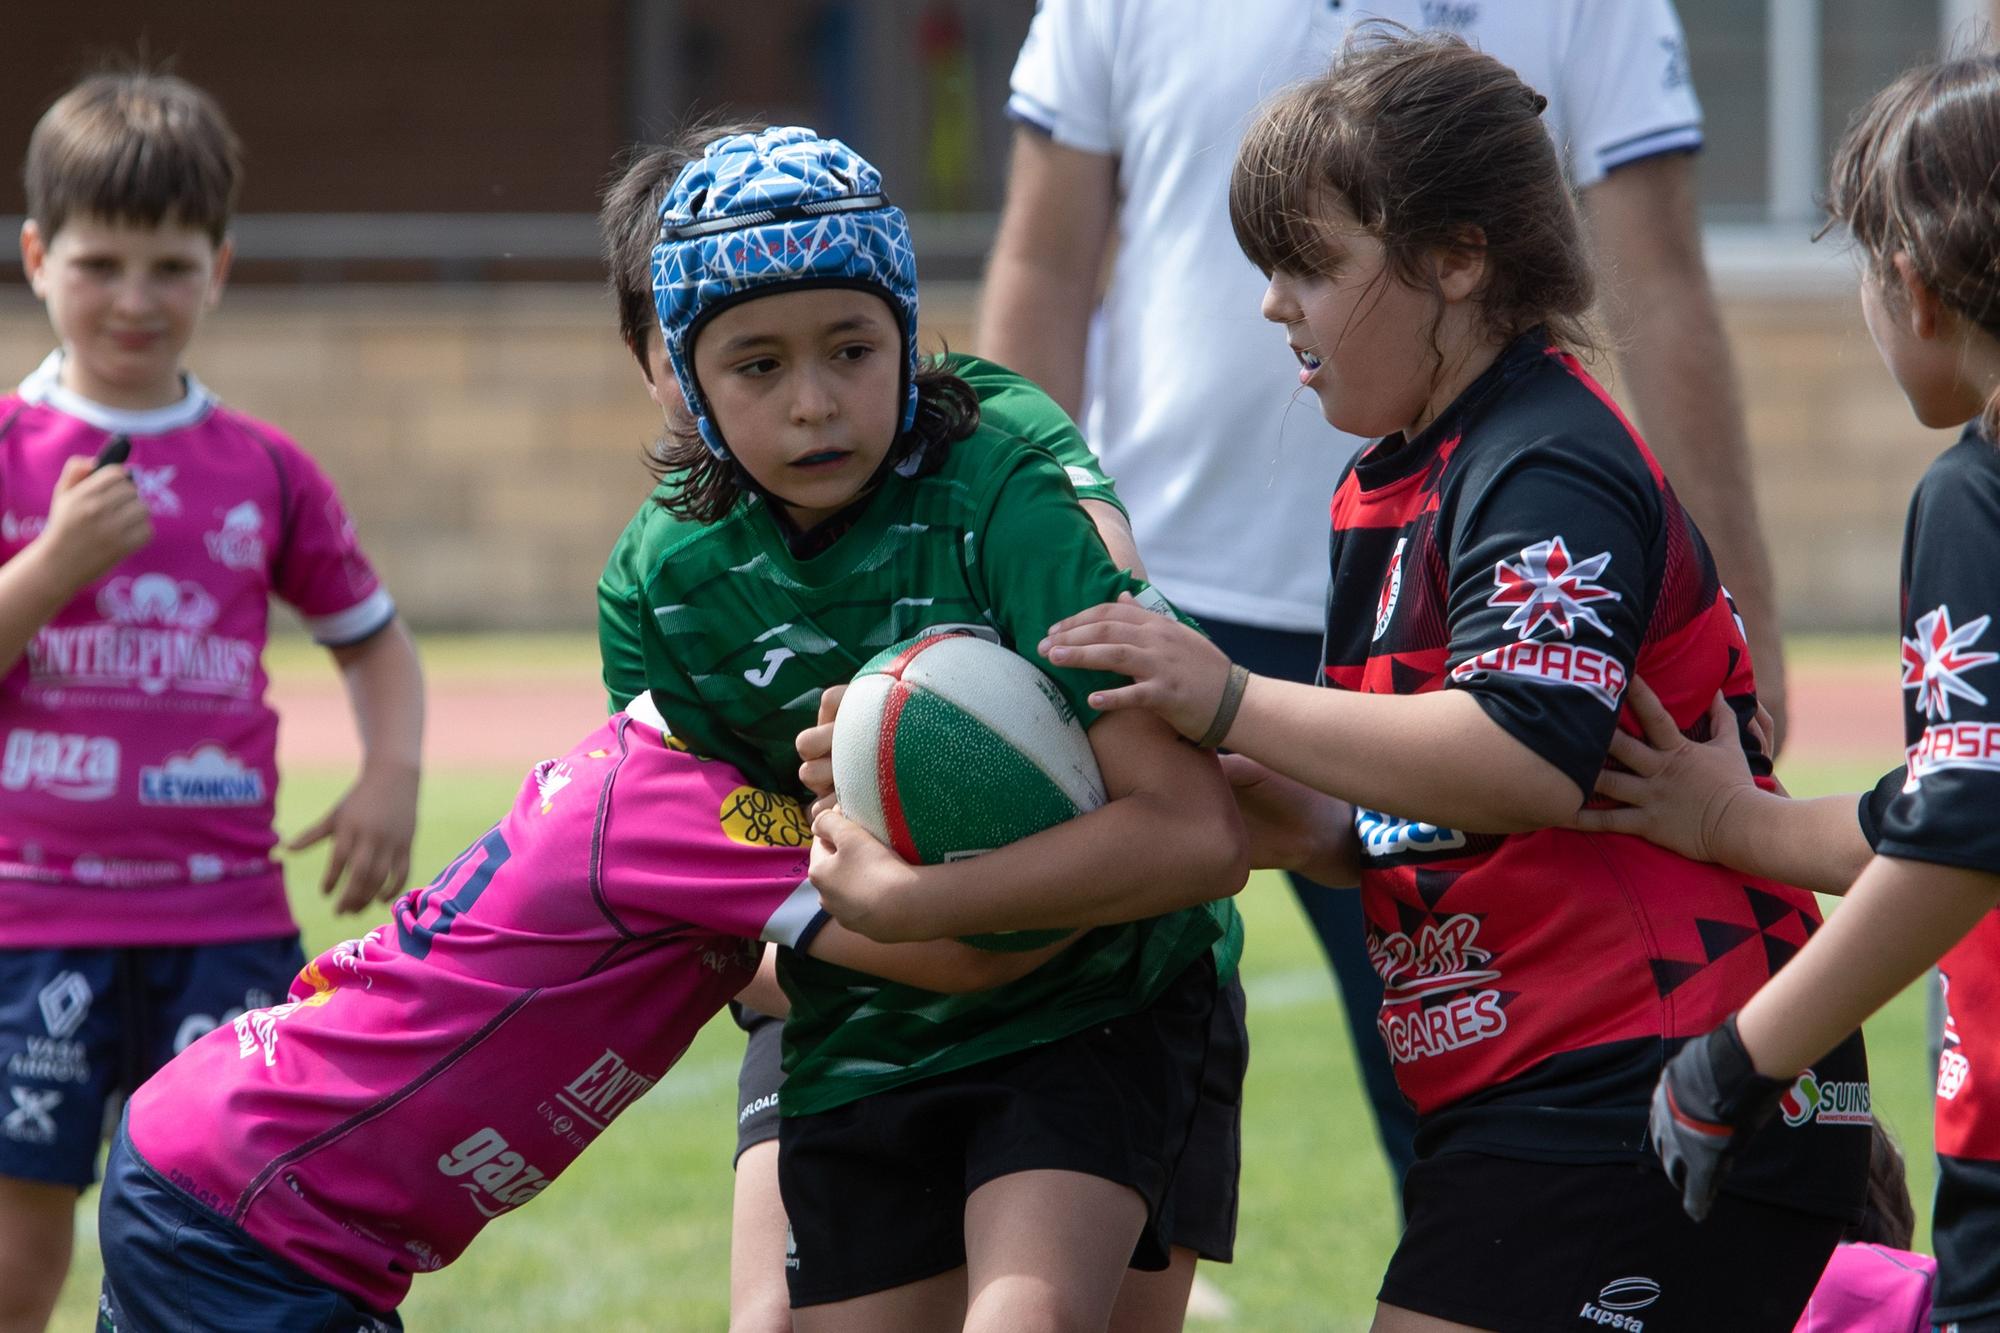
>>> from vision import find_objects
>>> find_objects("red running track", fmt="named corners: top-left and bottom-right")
top-left (271, 662), bottom-right (1907, 776)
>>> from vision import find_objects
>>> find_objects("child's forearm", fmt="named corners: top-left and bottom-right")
top-left (330, 620), bottom-right (425, 777)
top-left (806, 922), bottom-right (1079, 993)
top-left (0, 545), bottom-right (83, 676)
top-left (903, 784), bottom-right (1249, 937)
top-left (1736, 854), bottom-right (2000, 1078)
top-left (1226, 676), bottom-right (1583, 832)
top-left (809, 710), bottom-right (1248, 942)
top-left (1711, 789), bottom-right (1873, 895)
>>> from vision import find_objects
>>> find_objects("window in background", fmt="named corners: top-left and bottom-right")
top-left (1677, 0), bottom-right (1966, 228)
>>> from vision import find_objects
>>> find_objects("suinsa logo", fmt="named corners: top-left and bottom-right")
top-left (556, 1049), bottom-right (656, 1132)
top-left (437, 1128), bottom-right (552, 1218)
top-left (1780, 1070), bottom-right (1872, 1128)
top-left (1, 729), bottom-right (118, 800)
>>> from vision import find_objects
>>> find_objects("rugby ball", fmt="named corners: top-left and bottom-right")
top-left (832, 630), bottom-right (1106, 865)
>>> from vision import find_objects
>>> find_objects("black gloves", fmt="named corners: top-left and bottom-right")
top-left (1649, 1015), bottom-right (1792, 1221)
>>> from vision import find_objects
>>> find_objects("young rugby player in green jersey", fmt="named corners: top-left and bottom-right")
top-left (604, 125), bottom-right (1246, 1332)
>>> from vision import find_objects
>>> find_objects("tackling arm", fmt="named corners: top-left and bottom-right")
top-left (808, 707), bottom-right (1248, 942)
top-left (804, 922), bottom-right (1081, 994)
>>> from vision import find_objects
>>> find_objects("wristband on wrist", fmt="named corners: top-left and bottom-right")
top-left (1198, 662), bottom-right (1251, 750)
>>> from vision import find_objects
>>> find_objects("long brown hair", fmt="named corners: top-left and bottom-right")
top-left (1824, 53), bottom-right (2000, 439)
top-left (1228, 26), bottom-right (1595, 366)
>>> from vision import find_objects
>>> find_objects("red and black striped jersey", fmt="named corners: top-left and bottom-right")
top-left (1324, 330), bottom-right (1867, 1219)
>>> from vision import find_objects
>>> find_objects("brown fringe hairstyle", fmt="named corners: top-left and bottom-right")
top-left (1227, 26), bottom-right (1594, 369)
top-left (600, 115), bottom-right (767, 375)
top-left (603, 120), bottom-right (979, 524)
top-left (1824, 52), bottom-right (2000, 441)
top-left (25, 70), bottom-right (240, 245)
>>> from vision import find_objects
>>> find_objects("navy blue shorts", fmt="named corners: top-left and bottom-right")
top-left (97, 1117), bottom-right (401, 1332)
top-left (0, 937), bottom-right (303, 1187)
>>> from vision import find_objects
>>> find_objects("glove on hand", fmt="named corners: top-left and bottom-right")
top-left (1649, 1015), bottom-right (1792, 1221)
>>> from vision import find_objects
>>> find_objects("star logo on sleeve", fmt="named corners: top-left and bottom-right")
top-left (1901, 604), bottom-right (1998, 720)
top-left (1486, 536), bottom-right (1621, 640)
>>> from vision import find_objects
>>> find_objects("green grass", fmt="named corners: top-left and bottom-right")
top-left (49, 639), bottom-right (1938, 1329)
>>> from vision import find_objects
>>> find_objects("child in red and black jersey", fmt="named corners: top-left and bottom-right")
top-left (1030, 29), bottom-right (1868, 1333)
top-left (1562, 53), bottom-right (2000, 1333)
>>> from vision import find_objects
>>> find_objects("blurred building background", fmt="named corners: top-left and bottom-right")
top-left (0, 0), bottom-right (1987, 631)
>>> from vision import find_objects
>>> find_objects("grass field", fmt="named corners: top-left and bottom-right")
top-left (50, 639), bottom-right (1934, 1330)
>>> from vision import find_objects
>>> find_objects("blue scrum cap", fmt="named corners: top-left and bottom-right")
top-left (652, 126), bottom-right (920, 461)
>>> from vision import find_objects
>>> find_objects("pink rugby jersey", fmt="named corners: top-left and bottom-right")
top-left (126, 697), bottom-right (826, 1310)
top-left (0, 353), bottom-right (393, 946)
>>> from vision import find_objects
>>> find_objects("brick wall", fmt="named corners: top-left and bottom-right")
top-left (0, 281), bottom-right (1937, 632)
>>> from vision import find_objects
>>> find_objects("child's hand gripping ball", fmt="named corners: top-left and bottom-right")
top-left (829, 630), bottom-right (1105, 949)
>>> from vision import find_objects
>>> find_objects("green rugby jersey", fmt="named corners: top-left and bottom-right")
top-left (610, 356), bottom-right (1239, 1116)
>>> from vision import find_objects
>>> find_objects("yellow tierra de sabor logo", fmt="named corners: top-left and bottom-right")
top-left (720, 787), bottom-right (813, 847)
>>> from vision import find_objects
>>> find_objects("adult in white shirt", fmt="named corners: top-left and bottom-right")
top-left (980, 0), bottom-right (1782, 1302)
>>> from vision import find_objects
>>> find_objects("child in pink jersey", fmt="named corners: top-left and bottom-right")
top-left (1795, 1126), bottom-right (1935, 1332)
top-left (0, 73), bottom-right (422, 1328)
top-left (96, 697), bottom-right (1075, 1330)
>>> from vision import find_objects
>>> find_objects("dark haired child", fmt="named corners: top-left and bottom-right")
top-left (595, 126), bottom-right (1249, 1332)
top-left (1032, 29), bottom-right (1868, 1332)
top-left (1561, 59), bottom-right (2000, 1327)
top-left (620, 124), bottom-right (1246, 1332)
top-left (0, 71), bottom-right (422, 1328)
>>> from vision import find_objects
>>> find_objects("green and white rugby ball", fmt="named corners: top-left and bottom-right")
top-left (832, 630), bottom-right (1106, 866)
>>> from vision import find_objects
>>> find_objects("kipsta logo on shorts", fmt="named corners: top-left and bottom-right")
top-left (1578, 1275), bottom-right (1659, 1329)
top-left (1780, 1070), bottom-right (1873, 1128)
top-left (1902, 605), bottom-right (1997, 721)
top-left (1487, 536), bottom-right (1620, 640)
